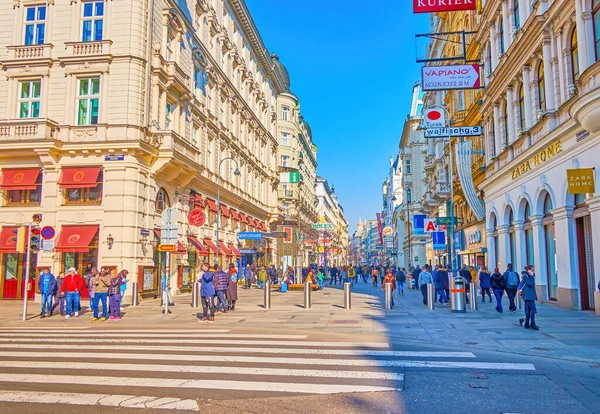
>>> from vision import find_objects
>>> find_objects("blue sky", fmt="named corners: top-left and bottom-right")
top-left (247, 1), bottom-right (429, 232)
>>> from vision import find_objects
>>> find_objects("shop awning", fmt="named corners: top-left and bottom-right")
top-left (206, 199), bottom-right (218, 213)
top-left (54, 225), bottom-right (99, 253)
top-left (58, 167), bottom-right (102, 189)
top-left (228, 243), bottom-right (242, 258)
top-left (239, 213), bottom-right (249, 224)
top-left (175, 241), bottom-right (186, 255)
top-left (188, 237), bottom-right (209, 256)
top-left (218, 241), bottom-right (232, 256)
top-left (0, 227), bottom-right (20, 253)
top-left (248, 217), bottom-right (256, 228)
top-left (203, 238), bottom-right (218, 254)
top-left (230, 209), bottom-right (240, 221)
top-left (261, 222), bottom-right (268, 232)
top-left (192, 193), bottom-right (205, 209)
top-left (220, 204), bottom-right (230, 218)
top-left (0, 169), bottom-right (40, 191)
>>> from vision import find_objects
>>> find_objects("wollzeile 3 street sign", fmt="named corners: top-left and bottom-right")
top-left (422, 64), bottom-right (481, 91)
top-left (413, 0), bottom-right (476, 14)
top-left (425, 126), bottom-right (482, 138)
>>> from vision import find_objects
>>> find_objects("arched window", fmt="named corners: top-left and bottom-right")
top-left (594, 0), bottom-right (600, 60)
top-left (537, 63), bottom-right (546, 112)
top-left (492, 215), bottom-right (499, 269)
top-left (513, 0), bottom-right (520, 29)
top-left (571, 28), bottom-right (579, 82)
top-left (508, 208), bottom-right (516, 266)
top-left (502, 100), bottom-right (509, 145)
top-left (518, 83), bottom-right (525, 131)
top-left (542, 193), bottom-right (557, 300)
top-left (498, 17), bottom-right (505, 54)
top-left (155, 188), bottom-right (170, 213)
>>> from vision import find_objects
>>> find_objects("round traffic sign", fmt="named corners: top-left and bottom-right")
top-left (41, 226), bottom-right (55, 240)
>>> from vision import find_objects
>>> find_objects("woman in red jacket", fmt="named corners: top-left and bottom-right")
top-left (61, 267), bottom-right (84, 318)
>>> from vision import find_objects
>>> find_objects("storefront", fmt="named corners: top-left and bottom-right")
top-left (0, 227), bottom-right (36, 299)
top-left (457, 223), bottom-right (487, 269)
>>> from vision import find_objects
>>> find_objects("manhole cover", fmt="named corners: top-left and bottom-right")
top-left (331, 320), bottom-right (360, 324)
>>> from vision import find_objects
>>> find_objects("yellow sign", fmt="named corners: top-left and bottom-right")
top-left (567, 168), bottom-right (595, 194)
top-left (158, 244), bottom-right (177, 252)
top-left (16, 226), bottom-right (27, 254)
top-left (511, 141), bottom-right (562, 180)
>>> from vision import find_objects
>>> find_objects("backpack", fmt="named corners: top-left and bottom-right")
top-left (507, 271), bottom-right (519, 288)
top-left (396, 271), bottom-right (406, 282)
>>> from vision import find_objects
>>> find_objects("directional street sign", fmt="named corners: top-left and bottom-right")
top-left (421, 64), bottom-right (481, 91)
top-left (425, 126), bottom-right (482, 138)
top-left (238, 232), bottom-right (263, 240)
top-left (158, 244), bottom-right (177, 252)
top-left (436, 216), bottom-right (458, 226)
top-left (312, 223), bottom-right (333, 230)
top-left (264, 232), bottom-right (288, 238)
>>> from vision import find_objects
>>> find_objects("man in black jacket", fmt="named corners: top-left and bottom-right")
top-left (411, 265), bottom-right (421, 289)
top-left (459, 264), bottom-right (472, 303)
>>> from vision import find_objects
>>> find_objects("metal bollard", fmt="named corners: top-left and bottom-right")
top-left (344, 282), bottom-right (351, 309)
top-left (427, 283), bottom-right (435, 310)
top-left (303, 282), bottom-right (311, 309)
top-left (191, 282), bottom-right (199, 308)
top-left (469, 283), bottom-right (478, 310)
top-left (131, 282), bottom-right (139, 307)
top-left (449, 277), bottom-right (455, 308)
top-left (451, 276), bottom-right (467, 313)
top-left (264, 280), bottom-right (271, 309)
top-left (517, 292), bottom-right (522, 310)
top-left (385, 283), bottom-right (393, 310)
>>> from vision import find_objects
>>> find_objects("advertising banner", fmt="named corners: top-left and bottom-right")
top-left (413, 214), bottom-right (426, 235)
top-left (432, 231), bottom-right (446, 250)
top-left (376, 213), bottom-right (384, 245)
top-left (424, 218), bottom-right (438, 233)
top-left (422, 107), bottom-right (446, 129)
top-left (422, 64), bottom-right (481, 91)
top-left (413, 0), bottom-right (477, 14)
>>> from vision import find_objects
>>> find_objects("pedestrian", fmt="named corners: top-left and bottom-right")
top-left (316, 269), bottom-right (325, 290)
top-left (160, 272), bottom-right (174, 314)
top-left (396, 267), bottom-right (406, 294)
top-left (347, 265), bottom-right (356, 285)
top-left (86, 268), bottom-right (98, 312)
top-left (490, 267), bottom-right (506, 313)
top-left (469, 266), bottom-right (477, 284)
top-left (108, 269), bottom-right (122, 320)
top-left (434, 265), bottom-right (449, 304)
top-left (226, 264), bottom-right (238, 311)
top-left (243, 264), bottom-right (253, 289)
top-left (61, 267), bottom-right (83, 318)
top-left (418, 264), bottom-right (434, 306)
top-left (459, 264), bottom-right (472, 303)
top-left (503, 263), bottom-right (520, 312)
top-left (119, 270), bottom-right (129, 307)
top-left (37, 268), bottom-right (56, 318)
top-left (306, 269), bottom-right (314, 284)
top-left (257, 267), bottom-right (267, 289)
top-left (329, 265), bottom-right (339, 285)
top-left (276, 266), bottom-right (283, 285)
top-left (383, 269), bottom-right (396, 308)
top-left (267, 265), bottom-right (277, 285)
top-left (199, 263), bottom-right (215, 323)
top-left (362, 265), bottom-right (369, 283)
top-left (287, 266), bottom-right (294, 284)
top-left (478, 266), bottom-right (492, 303)
top-left (92, 267), bottom-right (110, 321)
top-left (214, 265), bottom-right (229, 313)
top-left (519, 265), bottom-right (539, 330)
top-left (371, 266), bottom-right (379, 287)
top-left (52, 272), bottom-right (66, 316)
top-left (412, 265), bottom-right (421, 289)
top-left (340, 266), bottom-right (348, 284)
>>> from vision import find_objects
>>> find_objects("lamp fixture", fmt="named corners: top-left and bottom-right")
top-left (106, 234), bottom-right (114, 250)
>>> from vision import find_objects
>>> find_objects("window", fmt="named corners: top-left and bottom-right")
top-left (6, 172), bottom-right (42, 205)
top-left (82, 1), bottom-right (104, 42)
top-left (594, 0), bottom-right (600, 60)
top-left (523, 202), bottom-right (534, 267)
top-left (66, 171), bottom-right (103, 204)
top-left (281, 155), bottom-right (289, 167)
top-left (166, 33), bottom-right (175, 61)
top-left (513, 0), bottom-right (520, 29)
top-left (502, 101), bottom-right (509, 145)
top-left (194, 65), bottom-right (208, 97)
top-left (165, 101), bottom-right (174, 129)
top-left (498, 18), bottom-right (504, 54)
top-left (155, 188), bottom-right (170, 213)
top-left (192, 124), bottom-right (199, 147)
top-left (508, 209), bottom-right (516, 265)
top-left (281, 133), bottom-right (290, 146)
top-left (281, 106), bottom-right (289, 121)
top-left (18, 80), bottom-right (41, 119)
top-left (571, 29), bottom-right (579, 83)
top-left (24, 6), bottom-right (46, 45)
top-left (518, 83), bottom-right (525, 131)
top-left (281, 184), bottom-right (293, 198)
top-left (405, 160), bottom-right (411, 174)
top-left (537, 64), bottom-right (546, 113)
top-left (77, 77), bottom-right (100, 125)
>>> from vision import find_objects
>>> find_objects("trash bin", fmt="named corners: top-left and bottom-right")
top-left (451, 276), bottom-right (467, 313)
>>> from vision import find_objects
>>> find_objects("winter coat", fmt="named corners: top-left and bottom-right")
top-left (86, 274), bottom-right (96, 297)
top-left (94, 274), bottom-right (111, 294)
top-left (434, 268), bottom-right (448, 289)
top-left (200, 271), bottom-right (216, 297)
top-left (478, 271), bottom-right (491, 289)
top-left (38, 273), bottom-right (57, 295)
top-left (257, 270), bottom-right (267, 282)
top-left (520, 272), bottom-right (538, 301)
top-left (61, 273), bottom-right (84, 294)
top-left (108, 276), bottom-right (122, 296)
top-left (214, 270), bottom-right (229, 291)
top-left (459, 269), bottom-right (472, 284)
top-left (55, 277), bottom-right (65, 298)
top-left (418, 271), bottom-right (434, 287)
top-left (226, 270), bottom-right (238, 301)
top-left (490, 272), bottom-right (505, 291)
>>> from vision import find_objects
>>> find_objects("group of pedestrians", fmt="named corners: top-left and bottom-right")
top-left (37, 266), bottom-right (129, 321)
top-left (198, 263), bottom-right (238, 322)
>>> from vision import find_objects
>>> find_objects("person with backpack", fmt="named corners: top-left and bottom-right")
top-left (519, 265), bottom-right (539, 330)
top-left (503, 263), bottom-right (520, 312)
top-left (418, 264), bottom-right (434, 306)
top-left (371, 267), bottom-right (379, 287)
top-left (347, 265), bottom-right (356, 285)
top-left (411, 265), bottom-right (421, 289)
top-left (490, 267), bottom-right (506, 312)
top-left (478, 266), bottom-right (492, 303)
top-left (396, 268), bottom-right (406, 294)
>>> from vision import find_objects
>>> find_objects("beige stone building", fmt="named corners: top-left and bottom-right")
top-left (0, 0), bottom-right (286, 301)
top-left (315, 177), bottom-right (348, 267)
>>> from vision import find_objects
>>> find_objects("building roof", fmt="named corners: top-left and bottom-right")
top-left (271, 54), bottom-right (291, 93)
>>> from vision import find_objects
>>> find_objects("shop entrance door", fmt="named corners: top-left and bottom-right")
top-left (576, 216), bottom-right (595, 310)
top-left (2, 254), bottom-right (19, 299)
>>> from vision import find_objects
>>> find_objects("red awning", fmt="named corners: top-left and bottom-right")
top-left (203, 238), bottom-right (218, 254)
top-left (206, 199), bottom-right (218, 213)
top-left (239, 213), bottom-right (249, 224)
top-left (54, 226), bottom-right (98, 253)
top-left (261, 222), bottom-right (268, 232)
top-left (59, 167), bottom-right (101, 189)
top-left (230, 209), bottom-right (240, 221)
top-left (248, 217), bottom-right (256, 228)
top-left (0, 169), bottom-right (40, 191)
top-left (193, 194), bottom-right (205, 209)
top-left (220, 204), bottom-right (230, 218)
top-left (0, 227), bottom-right (20, 253)
top-left (175, 241), bottom-right (186, 255)
top-left (154, 229), bottom-right (161, 239)
top-left (228, 243), bottom-right (242, 258)
top-left (218, 241), bottom-right (232, 256)
top-left (188, 237), bottom-right (209, 256)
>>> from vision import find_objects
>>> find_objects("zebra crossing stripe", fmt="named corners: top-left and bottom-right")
top-left (0, 333), bottom-right (307, 339)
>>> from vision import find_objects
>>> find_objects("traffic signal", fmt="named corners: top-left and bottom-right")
top-left (13, 227), bottom-right (27, 254)
top-left (30, 226), bottom-right (41, 254)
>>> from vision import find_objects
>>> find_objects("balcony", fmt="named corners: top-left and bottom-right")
top-left (432, 182), bottom-right (450, 202)
top-left (65, 40), bottom-right (112, 57)
top-left (6, 43), bottom-right (53, 60)
top-left (451, 110), bottom-right (468, 125)
top-left (572, 61), bottom-right (600, 133)
top-left (0, 118), bottom-right (59, 141)
top-left (424, 156), bottom-right (434, 170)
top-left (154, 130), bottom-right (201, 165)
top-left (165, 61), bottom-right (191, 94)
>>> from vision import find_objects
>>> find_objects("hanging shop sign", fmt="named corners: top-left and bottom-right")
top-left (421, 64), bottom-right (481, 91)
top-left (382, 226), bottom-right (393, 237)
top-left (422, 107), bottom-right (446, 129)
top-left (424, 219), bottom-right (438, 233)
top-left (413, 0), bottom-right (477, 13)
top-left (566, 168), bottom-right (595, 194)
top-left (432, 231), bottom-right (446, 251)
top-left (425, 126), bottom-right (482, 138)
top-left (413, 214), bottom-right (426, 235)
top-left (511, 141), bottom-right (562, 180)
top-left (187, 208), bottom-right (206, 227)
top-left (376, 213), bottom-right (384, 245)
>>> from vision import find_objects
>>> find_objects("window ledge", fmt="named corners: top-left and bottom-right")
top-left (63, 201), bottom-right (103, 206)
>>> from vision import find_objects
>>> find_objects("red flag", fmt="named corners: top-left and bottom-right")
top-left (376, 213), bottom-right (384, 245)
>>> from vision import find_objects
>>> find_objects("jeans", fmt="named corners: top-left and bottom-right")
top-left (524, 300), bottom-right (537, 327)
top-left (201, 295), bottom-right (214, 318)
top-left (214, 290), bottom-right (228, 311)
top-left (329, 275), bottom-right (337, 284)
top-left (257, 281), bottom-right (264, 289)
top-left (109, 294), bottom-right (121, 317)
top-left (420, 284), bottom-right (428, 305)
top-left (318, 280), bottom-right (324, 290)
top-left (41, 293), bottom-right (53, 315)
top-left (436, 288), bottom-right (448, 303)
top-left (397, 282), bottom-right (405, 292)
top-left (88, 294), bottom-right (95, 311)
top-left (481, 288), bottom-right (492, 301)
top-left (52, 296), bottom-right (65, 315)
top-left (93, 292), bottom-right (108, 318)
top-left (493, 289), bottom-right (504, 312)
top-left (506, 288), bottom-right (518, 311)
top-left (65, 292), bottom-right (80, 315)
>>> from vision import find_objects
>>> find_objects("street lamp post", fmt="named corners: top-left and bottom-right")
top-left (216, 157), bottom-right (240, 267)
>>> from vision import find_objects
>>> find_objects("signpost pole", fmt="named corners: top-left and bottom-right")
top-left (21, 223), bottom-right (32, 321)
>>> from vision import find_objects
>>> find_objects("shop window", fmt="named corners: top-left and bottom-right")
top-left (523, 202), bottom-right (534, 267)
top-left (155, 188), bottom-right (170, 213)
top-left (571, 28), bottom-right (579, 83)
top-left (82, 1), bottom-right (104, 42)
top-left (24, 5), bottom-right (46, 45)
top-left (18, 80), bottom-right (41, 119)
top-left (508, 209), bottom-right (516, 266)
top-left (65, 171), bottom-right (103, 204)
top-left (543, 193), bottom-right (557, 300)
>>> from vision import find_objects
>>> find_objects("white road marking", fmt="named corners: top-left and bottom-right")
top-left (0, 373), bottom-right (400, 394)
top-left (0, 343), bottom-right (475, 358)
top-left (0, 361), bottom-right (405, 381)
top-left (0, 329), bottom-right (230, 334)
top-left (0, 351), bottom-right (535, 370)
top-left (0, 333), bottom-right (306, 339)
top-left (0, 338), bottom-right (389, 348)
top-left (0, 390), bottom-right (198, 411)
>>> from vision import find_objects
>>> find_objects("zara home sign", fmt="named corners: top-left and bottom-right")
top-left (511, 141), bottom-right (562, 180)
top-left (413, 0), bottom-right (477, 13)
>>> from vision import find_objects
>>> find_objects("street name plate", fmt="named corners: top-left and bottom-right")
top-left (425, 126), bottom-right (482, 138)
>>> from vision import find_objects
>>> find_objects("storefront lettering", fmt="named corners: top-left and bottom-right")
top-left (511, 141), bottom-right (562, 180)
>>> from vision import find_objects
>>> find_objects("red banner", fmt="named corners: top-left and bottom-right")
top-left (376, 213), bottom-right (384, 245)
top-left (413, 0), bottom-right (476, 14)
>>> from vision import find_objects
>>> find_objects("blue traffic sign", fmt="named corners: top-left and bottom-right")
top-left (238, 232), bottom-right (262, 240)
top-left (41, 226), bottom-right (55, 240)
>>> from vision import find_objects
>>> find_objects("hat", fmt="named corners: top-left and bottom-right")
top-left (68, 267), bottom-right (76, 272)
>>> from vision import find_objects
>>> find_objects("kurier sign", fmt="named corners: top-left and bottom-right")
top-left (413, 0), bottom-right (477, 14)
top-left (422, 64), bottom-right (481, 91)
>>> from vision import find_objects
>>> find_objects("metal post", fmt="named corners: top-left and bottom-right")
top-left (469, 282), bottom-right (478, 310)
top-left (303, 281), bottom-right (311, 309)
top-left (449, 131), bottom-right (456, 278)
top-left (385, 282), bottom-right (393, 310)
top-left (21, 223), bottom-right (32, 321)
top-left (344, 282), bottom-right (351, 309)
top-left (163, 251), bottom-right (170, 315)
top-left (131, 282), bottom-right (139, 307)
top-left (264, 279), bottom-right (271, 309)
top-left (427, 283), bottom-right (435, 310)
top-left (191, 281), bottom-right (199, 308)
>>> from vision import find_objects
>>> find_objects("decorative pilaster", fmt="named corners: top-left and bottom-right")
top-left (506, 87), bottom-right (516, 144)
top-left (522, 65), bottom-right (533, 130)
top-left (496, 224), bottom-right (510, 270)
top-left (542, 36), bottom-right (556, 112)
top-left (530, 214), bottom-right (548, 300)
top-left (552, 206), bottom-right (580, 309)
